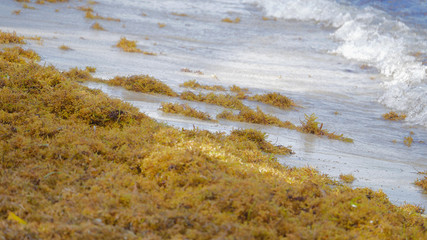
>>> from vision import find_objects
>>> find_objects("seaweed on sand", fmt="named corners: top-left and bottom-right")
top-left (180, 91), bottom-right (245, 110)
top-left (180, 79), bottom-right (226, 91)
top-left (228, 129), bottom-right (293, 155)
top-left (382, 111), bottom-right (406, 121)
top-left (298, 113), bottom-right (353, 142)
top-left (115, 37), bottom-right (156, 55)
top-left (339, 174), bottom-right (356, 184)
top-left (0, 46), bottom-right (40, 64)
top-left (116, 37), bottom-right (142, 53)
top-left (58, 44), bottom-right (71, 51)
top-left (159, 102), bottom-right (215, 121)
top-left (249, 92), bottom-right (296, 110)
top-left (217, 106), bottom-right (296, 129)
top-left (0, 30), bottom-right (25, 44)
top-left (415, 171), bottom-right (427, 192)
top-left (91, 22), bottom-right (105, 30)
top-left (85, 11), bottom-right (120, 22)
top-left (0, 41), bottom-right (425, 240)
top-left (222, 17), bottom-right (241, 23)
top-left (107, 75), bottom-right (177, 97)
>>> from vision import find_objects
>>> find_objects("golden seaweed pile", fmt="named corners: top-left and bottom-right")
top-left (0, 34), bottom-right (426, 239)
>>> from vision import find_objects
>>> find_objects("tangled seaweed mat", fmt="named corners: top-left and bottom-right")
top-left (0, 46), bottom-right (426, 239)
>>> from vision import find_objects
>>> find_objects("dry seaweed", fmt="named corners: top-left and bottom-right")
top-left (222, 17), bottom-right (241, 23)
top-left (107, 75), bottom-right (177, 97)
top-left (298, 113), bottom-right (353, 142)
top-left (180, 91), bottom-right (245, 110)
top-left (91, 22), bottom-right (105, 30)
top-left (116, 37), bottom-right (142, 53)
top-left (63, 67), bottom-right (97, 82)
top-left (180, 79), bottom-right (226, 91)
top-left (217, 106), bottom-right (296, 129)
top-left (22, 3), bottom-right (36, 9)
top-left (58, 44), bottom-right (71, 51)
top-left (159, 102), bottom-right (215, 121)
top-left (404, 135), bottom-right (413, 147)
top-left (85, 11), bottom-right (120, 22)
top-left (229, 129), bottom-right (293, 155)
top-left (382, 111), bottom-right (406, 121)
top-left (0, 46), bottom-right (40, 64)
top-left (339, 174), bottom-right (356, 183)
top-left (250, 92), bottom-right (296, 110)
top-left (0, 38), bottom-right (425, 240)
top-left (0, 30), bottom-right (25, 44)
top-left (415, 171), bottom-right (427, 192)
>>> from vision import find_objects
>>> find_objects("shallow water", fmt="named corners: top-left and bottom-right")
top-left (1, 0), bottom-right (426, 207)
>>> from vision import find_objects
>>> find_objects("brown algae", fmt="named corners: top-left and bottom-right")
top-left (160, 102), bottom-right (215, 121)
top-left (229, 129), bottom-right (293, 155)
top-left (180, 79), bottom-right (226, 91)
top-left (85, 10), bottom-right (120, 22)
top-left (250, 92), bottom-right (296, 110)
top-left (382, 111), bottom-right (406, 121)
top-left (91, 22), bottom-right (105, 30)
top-left (339, 174), bottom-right (356, 184)
top-left (58, 44), bottom-right (71, 51)
top-left (107, 75), bottom-right (177, 97)
top-left (222, 17), bottom-right (241, 23)
top-left (0, 30), bottom-right (25, 44)
top-left (171, 12), bottom-right (188, 17)
top-left (0, 45), bottom-right (426, 239)
top-left (404, 135), bottom-right (413, 147)
top-left (180, 91), bottom-right (245, 110)
top-left (116, 37), bottom-right (142, 53)
top-left (298, 113), bottom-right (353, 142)
top-left (0, 46), bottom-right (40, 63)
top-left (217, 106), bottom-right (296, 129)
top-left (415, 171), bottom-right (427, 192)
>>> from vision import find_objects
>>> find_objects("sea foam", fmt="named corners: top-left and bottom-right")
top-left (243, 0), bottom-right (427, 127)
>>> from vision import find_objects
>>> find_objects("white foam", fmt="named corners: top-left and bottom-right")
top-left (243, 0), bottom-right (427, 127)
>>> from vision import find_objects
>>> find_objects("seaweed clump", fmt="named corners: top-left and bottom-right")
top-left (58, 44), bottom-right (71, 51)
top-left (382, 111), bottom-right (406, 121)
top-left (180, 79), bottom-right (226, 91)
top-left (0, 30), bottom-right (25, 44)
top-left (415, 171), bottom-right (427, 192)
top-left (229, 129), bottom-right (293, 155)
top-left (159, 102), bottom-right (215, 121)
top-left (85, 10), bottom-right (120, 22)
top-left (250, 92), bottom-right (296, 110)
top-left (404, 135), bottom-right (413, 147)
top-left (107, 75), bottom-right (177, 97)
top-left (298, 113), bottom-right (353, 142)
top-left (180, 91), bottom-right (245, 110)
top-left (116, 37), bottom-right (142, 53)
top-left (115, 37), bottom-right (156, 55)
top-left (91, 22), bottom-right (105, 31)
top-left (230, 85), bottom-right (249, 99)
top-left (339, 174), bottom-right (356, 183)
top-left (1, 41), bottom-right (426, 240)
top-left (0, 46), bottom-right (40, 64)
top-left (63, 67), bottom-right (98, 82)
top-left (222, 17), bottom-right (241, 23)
top-left (217, 106), bottom-right (296, 129)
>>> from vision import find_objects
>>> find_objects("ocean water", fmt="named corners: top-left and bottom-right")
top-left (1, 0), bottom-right (426, 207)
